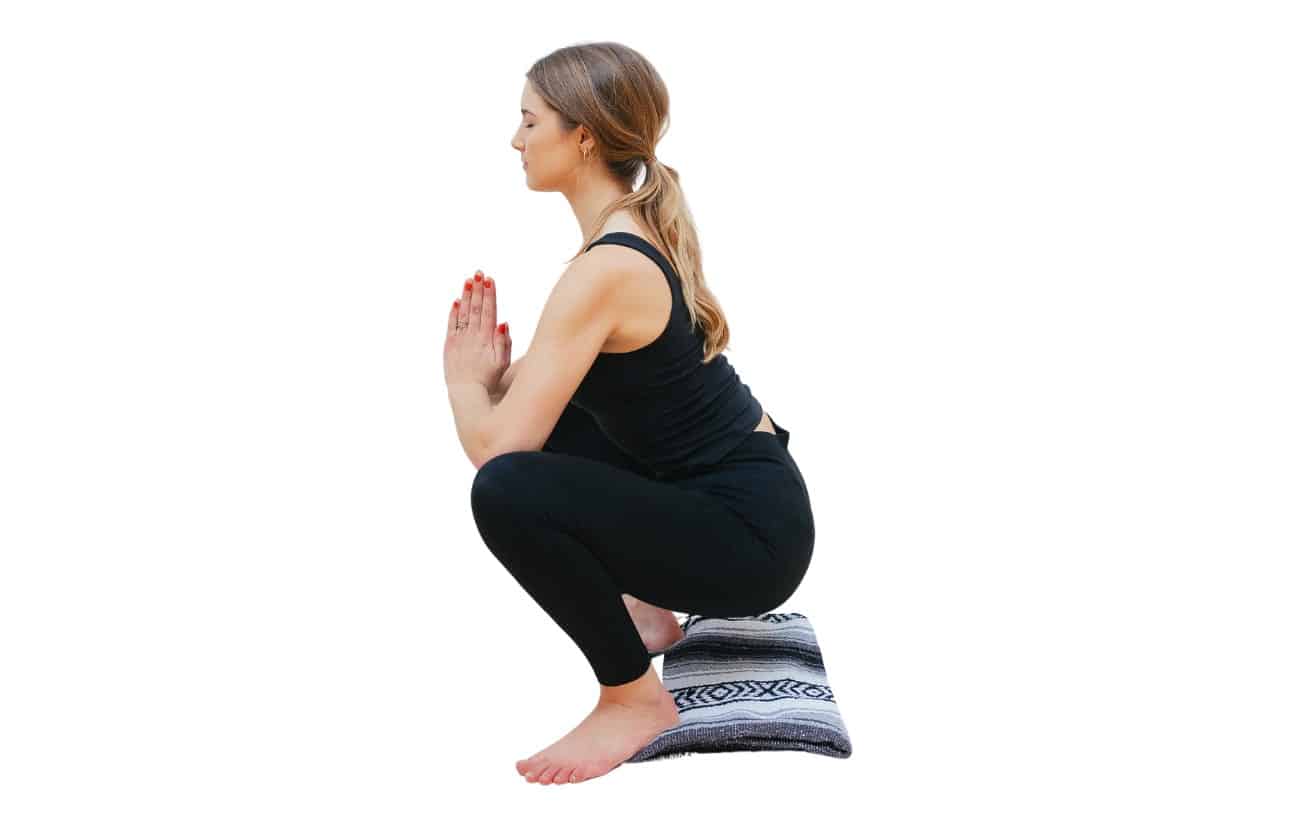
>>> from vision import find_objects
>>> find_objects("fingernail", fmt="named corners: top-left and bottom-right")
top-left (484, 278), bottom-right (492, 289)
top-left (474, 271), bottom-right (483, 281)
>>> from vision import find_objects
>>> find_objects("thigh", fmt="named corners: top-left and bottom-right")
top-left (471, 448), bottom-right (797, 616)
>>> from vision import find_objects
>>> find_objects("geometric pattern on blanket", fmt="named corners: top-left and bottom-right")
top-left (626, 612), bottom-right (852, 762)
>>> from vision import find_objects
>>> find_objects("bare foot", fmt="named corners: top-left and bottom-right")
top-left (515, 670), bottom-right (681, 785)
top-left (622, 594), bottom-right (685, 654)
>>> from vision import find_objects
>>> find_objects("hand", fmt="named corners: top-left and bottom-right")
top-left (444, 270), bottom-right (512, 392)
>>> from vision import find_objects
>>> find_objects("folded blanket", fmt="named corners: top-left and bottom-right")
top-left (626, 612), bottom-right (852, 762)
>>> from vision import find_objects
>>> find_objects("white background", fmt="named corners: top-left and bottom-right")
top-left (2, 1), bottom-right (1297, 814)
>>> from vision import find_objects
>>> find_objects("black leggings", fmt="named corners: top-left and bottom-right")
top-left (469, 401), bottom-right (815, 687)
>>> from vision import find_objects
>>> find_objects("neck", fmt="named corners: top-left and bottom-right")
top-left (564, 173), bottom-right (633, 242)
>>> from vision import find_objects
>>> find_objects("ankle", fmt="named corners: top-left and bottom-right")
top-left (599, 669), bottom-right (672, 708)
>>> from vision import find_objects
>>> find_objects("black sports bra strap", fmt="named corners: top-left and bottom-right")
top-left (585, 232), bottom-right (673, 271)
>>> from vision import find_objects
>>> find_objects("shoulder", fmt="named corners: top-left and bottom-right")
top-left (564, 245), bottom-right (634, 294)
top-left (535, 247), bottom-right (631, 336)
top-left (581, 233), bottom-right (669, 280)
top-left (562, 243), bottom-right (642, 297)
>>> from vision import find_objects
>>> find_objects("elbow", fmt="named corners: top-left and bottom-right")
top-left (469, 423), bottom-right (495, 471)
top-left (473, 434), bottom-right (543, 471)
top-left (472, 430), bottom-right (497, 471)
top-left (472, 428), bottom-right (509, 471)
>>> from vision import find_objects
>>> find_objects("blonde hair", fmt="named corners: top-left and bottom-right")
top-left (526, 41), bottom-right (733, 364)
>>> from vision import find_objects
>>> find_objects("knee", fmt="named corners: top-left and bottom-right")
top-left (470, 451), bottom-right (533, 517)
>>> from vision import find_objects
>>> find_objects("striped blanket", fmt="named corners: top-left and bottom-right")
top-left (626, 612), bottom-right (852, 762)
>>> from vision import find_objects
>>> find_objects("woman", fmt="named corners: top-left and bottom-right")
top-left (443, 42), bottom-right (815, 785)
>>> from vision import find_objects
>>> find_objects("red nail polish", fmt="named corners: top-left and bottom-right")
top-left (484, 279), bottom-right (492, 289)
top-left (497, 323), bottom-right (505, 333)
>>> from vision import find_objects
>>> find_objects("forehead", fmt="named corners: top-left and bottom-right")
top-left (520, 81), bottom-right (544, 114)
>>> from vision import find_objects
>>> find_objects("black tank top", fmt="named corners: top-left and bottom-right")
top-left (570, 231), bottom-right (764, 479)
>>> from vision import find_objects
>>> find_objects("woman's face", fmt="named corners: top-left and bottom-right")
top-left (511, 80), bottom-right (584, 190)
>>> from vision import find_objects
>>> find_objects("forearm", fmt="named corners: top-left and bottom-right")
top-left (447, 382), bottom-right (494, 468)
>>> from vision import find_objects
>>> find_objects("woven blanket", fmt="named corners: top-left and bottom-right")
top-left (626, 612), bottom-right (852, 762)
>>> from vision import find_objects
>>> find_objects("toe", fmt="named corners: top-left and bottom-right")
top-left (552, 765), bottom-right (571, 785)
top-left (518, 754), bottom-right (544, 776)
top-left (520, 758), bottom-right (543, 783)
top-left (539, 765), bottom-right (560, 785)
